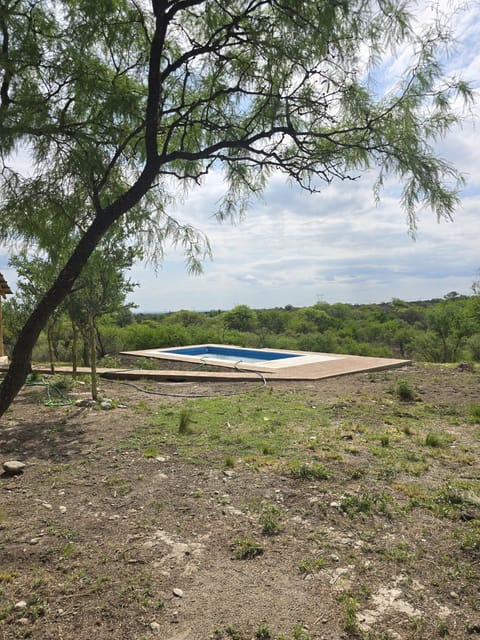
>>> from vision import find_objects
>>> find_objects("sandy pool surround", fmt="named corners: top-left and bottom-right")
top-left (131, 344), bottom-right (342, 372)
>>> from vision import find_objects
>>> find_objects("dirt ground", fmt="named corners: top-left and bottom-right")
top-left (1, 363), bottom-right (479, 639)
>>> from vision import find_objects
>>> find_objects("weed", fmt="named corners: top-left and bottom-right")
top-left (143, 445), bottom-right (160, 458)
top-left (256, 624), bottom-right (272, 640)
top-left (61, 542), bottom-right (75, 558)
top-left (225, 455), bottom-right (235, 468)
top-left (341, 594), bottom-right (362, 637)
top-left (469, 403), bottom-right (480, 423)
top-left (298, 556), bottom-right (326, 574)
top-left (293, 623), bottom-right (311, 639)
top-left (178, 409), bottom-right (194, 434)
top-left (437, 620), bottom-right (449, 637)
top-left (232, 538), bottom-right (264, 560)
top-left (459, 522), bottom-right (480, 555)
top-left (0, 571), bottom-right (16, 582)
top-left (104, 476), bottom-right (131, 495)
top-left (425, 431), bottom-right (449, 448)
top-left (380, 434), bottom-right (390, 447)
top-left (382, 543), bottom-right (415, 565)
top-left (259, 502), bottom-right (284, 536)
top-left (395, 378), bottom-right (415, 401)
top-left (224, 625), bottom-right (244, 639)
top-left (289, 461), bottom-right (329, 481)
top-left (49, 374), bottom-right (74, 392)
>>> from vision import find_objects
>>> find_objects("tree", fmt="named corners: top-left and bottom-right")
top-left (0, 0), bottom-right (472, 417)
top-left (64, 243), bottom-right (137, 400)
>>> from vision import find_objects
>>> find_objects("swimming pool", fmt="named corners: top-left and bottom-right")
top-left (141, 344), bottom-right (340, 370)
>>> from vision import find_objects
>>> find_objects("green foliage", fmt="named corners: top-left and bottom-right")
top-left (298, 556), bottom-right (327, 575)
top-left (395, 378), bottom-right (415, 401)
top-left (0, 0), bottom-right (474, 417)
top-left (289, 461), bottom-right (329, 481)
top-left (232, 538), bottom-right (264, 560)
top-left (258, 502), bottom-right (284, 536)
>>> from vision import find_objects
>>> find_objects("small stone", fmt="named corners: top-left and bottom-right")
top-left (223, 470), bottom-right (234, 478)
top-left (59, 506), bottom-right (67, 513)
top-left (150, 621), bottom-right (161, 632)
top-left (29, 538), bottom-right (40, 545)
top-left (14, 601), bottom-right (28, 609)
top-left (100, 401), bottom-right (113, 410)
top-left (75, 398), bottom-right (97, 407)
top-left (172, 588), bottom-right (184, 598)
top-left (18, 617), bottom-right (29, 625)
top-left (2, 460), bottom-right (26, 476)
top-left (42, 502), bottom-right (53, 510)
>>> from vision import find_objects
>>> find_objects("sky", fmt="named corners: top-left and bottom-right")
top-left (1, 1), bottom-right (479, 314)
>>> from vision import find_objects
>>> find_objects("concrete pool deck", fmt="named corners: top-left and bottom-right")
top-left (1, 353), bottom-right (410, 382)
top-left (119, 349), bottom-right (410, 381)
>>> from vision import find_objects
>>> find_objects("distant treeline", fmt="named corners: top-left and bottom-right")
top-left (6, 291), bottom-right (478, 365)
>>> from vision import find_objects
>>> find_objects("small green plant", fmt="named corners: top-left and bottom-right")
top-left (289, 461), bottom-right (329, 480)
top-left (380, 433), bottom-right (390, 447)
top-left (225, 455), bottom-right (235, 468)
top-left (292, 622), bottom-right (311, 639)
top-left (256, 624), bottom-right (272, 640)
top-left (437, 620), bottom-right (449, 637)
top-left (468, 403), bottom-right (480, 423)
top-left (61, 542), bottom-right (75, 558)
top-left (395, 378), bottom-right (415, 401)
top-left (49, 374), bottom-right (74, 391)
top-left (341, 594), bottom-right (362, 637)
top-left (298, 556), bottom-right (326, 574)
top-left (178, 409), bottom-right (194, 434)
top-left (224, 625), bottom-right (244, 640)
top-left (425, 431), bottom-right (448, 448)
top-left (259, 502), bottom-right (283, 536)
top-left (232, 538), bottom-right (264, 560)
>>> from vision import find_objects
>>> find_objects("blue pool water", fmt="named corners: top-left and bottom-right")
top-left (163, 345), bottom-right (300, 365)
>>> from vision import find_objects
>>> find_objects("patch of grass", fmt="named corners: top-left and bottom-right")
top-left (259, 502), bottom-right (284, 536)
top-left (232, 538), bottom-right (264, 560)
top-left (425, 431), bottom-right (450, 448)
top-left (49, 374), bottom-right (74, 392)
top-left (298, 556), bottom-right (327, 575)
top-left (341, 594), bottom-right (363, 638)
top-left (104, 476), bottom-right (131, 495)
top-left (178, 409), bottom-right (194, 434)
top-left (395, 378), bottom-right (415, 402)
top-left (256, 624), bottom-right (272, 640)
top-left (340, 491), bottom-right (393, 518)
top-left (469, 403), bottom-right (480, 423)
top-left (288, 461), bottom-right (329, 481)
top-left (143, 445), bottom-right (160, 458)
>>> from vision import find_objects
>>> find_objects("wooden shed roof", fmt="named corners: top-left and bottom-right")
top-left (0, 272), bottom-right (12, 298)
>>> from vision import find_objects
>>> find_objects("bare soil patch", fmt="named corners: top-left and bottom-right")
top-left (1, 363), bottom-right (479, 639)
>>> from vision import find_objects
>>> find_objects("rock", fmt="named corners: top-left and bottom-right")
top-left (172, 588), bottom-right (184, 598)
top-left (100, 401), bottom-right (113, 410)
top-left (14, 601), bottom-right (28, 610)
top-left (150, 621), bottom-right (161, 632)
top-left (18, 618), bottom-right (29, 625)
top-left (223, 470), bottom-right (234, 478)
top-left (75, 399), bottom-right (97, 408)
top-left (2, 460), bottom-right (26, 476)
top-left (59, 506), bottom-right (67, 513)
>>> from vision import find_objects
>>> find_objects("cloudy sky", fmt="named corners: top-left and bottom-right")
top-left (1, 1), bottom-right (479, 313)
